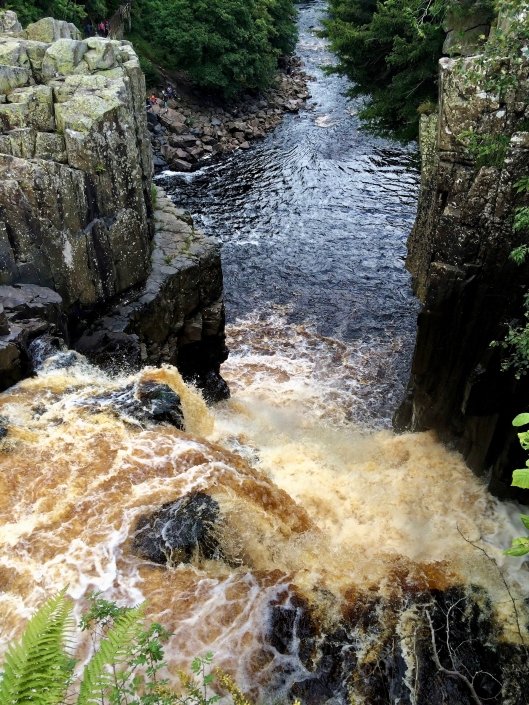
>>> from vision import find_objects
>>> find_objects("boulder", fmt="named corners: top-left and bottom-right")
top-left (87, 379), bottom-right (185, 429)
top-left (25, 17), bottom-right (81, 43)
top-left (0, 10), bottom-right (22, 34)
top-left (132, 492), bottom-right (221, 565)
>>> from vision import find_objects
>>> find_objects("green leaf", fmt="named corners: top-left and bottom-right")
top-left (77, 605), bottom-right (144, 705)
top-left (520, 514), bottom-right (529, 530)
top-left (505, 536), bottom-right (529, 555)
top-left (504, 545), bottom-right (529, 556)
top-left (0, 590), bottom-right (74, 705)
top-left (512, 412), bottom-right (529, 427)
top-left (512, 469), bottom-right (529, 489)
top-left (518, 431), bottom-right (529, 449)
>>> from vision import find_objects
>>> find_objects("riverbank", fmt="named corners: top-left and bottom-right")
top-left (148, 56), bottom-right (310, 172)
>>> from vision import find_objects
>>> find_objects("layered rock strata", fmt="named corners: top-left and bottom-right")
top-left (395, 51), bottom-right (529, 496)
top-left (0, 14), bottom-right (228, 397)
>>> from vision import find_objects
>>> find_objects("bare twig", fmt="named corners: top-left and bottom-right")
top-left (424, 608), bottom-right (485, 705)
top-left (457, 525), bottom-right (527, 650)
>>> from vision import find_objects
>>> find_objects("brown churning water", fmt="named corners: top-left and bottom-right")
top-left (0, 315), bottom-right (528, 703)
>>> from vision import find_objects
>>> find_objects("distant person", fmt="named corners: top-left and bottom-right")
top-left (84, 21), bottom-right (94, 37)
top-left (161, 90), bottom-right (168, 110)
top-left (149, 94), bottom-right (158, 106)
top-left (97, 20), bottom-right (105, 35)
top-left (105, 19), bottom-right (110, 36)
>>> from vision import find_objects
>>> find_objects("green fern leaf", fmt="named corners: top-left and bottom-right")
top-left (0, 590), bottom-right (74, 705)
top-left (76, 605), bottom-right (144, 705)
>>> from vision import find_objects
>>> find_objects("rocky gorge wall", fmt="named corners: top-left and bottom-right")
top-left (395, 37), bottom-right (529, 496)
top-left (0, 12), bottom-right (227, 398)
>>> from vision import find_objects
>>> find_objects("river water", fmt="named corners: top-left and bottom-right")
top-left (1, 3), bottom-right (529, 704)
top-left (159, 0), bottom-right (420, 425)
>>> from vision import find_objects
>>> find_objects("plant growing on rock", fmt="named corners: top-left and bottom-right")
top-left (458, 129), bottom-right (510, 168)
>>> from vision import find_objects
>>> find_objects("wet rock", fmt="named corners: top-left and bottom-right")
top-left (75, 330), bottom-right (141, 371)
top-left (262, 584), bottom-right (523, 705)
top-left (0, 283), bottom-right (67, 389)
top-left (89, 379), bottom-right (184, 429)
top-left (132, 491), bottom-right (221, 565)
top-left (169, 134), bottom-right (197, 148)
top-left (0, 304), bottom-right (9, 335)
top-left (396, 47), bottom-right (529, 497)
top-left (170, 157), bottom-right (192, 171)
top-left (28, 334), bottom-right (65, 369)
top-left (152, 154), bottom-right (167, 168)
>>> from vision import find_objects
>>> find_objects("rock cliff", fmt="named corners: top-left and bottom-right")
top-left (0, 13), bottom-right (228, 398)
top-left (395, 39), bottom-right (529, 496)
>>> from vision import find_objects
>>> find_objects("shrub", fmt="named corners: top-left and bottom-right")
top-left (458, 130), bottom-right (511, 168)
top-left (0, 592), bottom-right (255, 705)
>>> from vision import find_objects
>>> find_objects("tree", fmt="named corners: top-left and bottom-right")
top-left (322, 0), bottom-right (448, 141)
top-left (4, 0), bottom-right (297, 98)
top-left (130, 0), bottom-right (297, 98)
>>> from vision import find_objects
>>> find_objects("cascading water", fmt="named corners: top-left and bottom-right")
top-left (1, 2), bottom-right (529, 704)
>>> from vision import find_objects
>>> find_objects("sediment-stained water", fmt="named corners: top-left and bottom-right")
top-left (0, 343), bottom-right (528, 703)
top-left (1, 2), bottom-right (529, 704)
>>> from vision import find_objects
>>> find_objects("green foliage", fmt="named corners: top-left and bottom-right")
top-left (514, 206), bottom-right (529, 233)
top-left (4, 0), bottom-right (121, 26)
top-left (417, 100), bottom-right (437, 115)
top-left (458, 130), bottom-right (510, 168)
top-left (0, 593), bottom-right (257, 705)
top-left (151, 184), bottom-right (158, 208)
top-left (510, 244), bottom-right (529, 265)
top-left (515, 176), bottom-right (529, 194)
top-left (130, 0), bottom-right (297, 98)
top-left (490, 293), bottom-right (529, 378)
top-left (3, 0), bottom-right (297, 98)
top-left (0, 589), bottom-right (74, 705)
top-left (505, 414), bottom-right (529, 556)
top-left (322, 0), bottom-right (450, 141)
top-left (463, 0), bottom-right (529, 95)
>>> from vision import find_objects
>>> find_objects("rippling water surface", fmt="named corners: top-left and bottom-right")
top-left (159, 0), bottom-right (420, 421)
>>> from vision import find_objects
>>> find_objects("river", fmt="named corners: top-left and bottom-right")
top-left (159, 0), bottom-right (420, 425)
top-left (1, 2), bottom-right (528, 704)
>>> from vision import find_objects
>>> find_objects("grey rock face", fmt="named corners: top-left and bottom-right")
top-left (443, 0), bottom-right (493, 57)
top-left (0, 14), bottom-right (228, 398)
top-left (0, 29), bottom-right (153, 307)
top-left (75, 187), bottom-right (229, 401)
top-left (395, 49), bottom-right (529, 497)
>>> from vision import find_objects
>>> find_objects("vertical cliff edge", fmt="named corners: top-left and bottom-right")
top-left (395, 29), bottom-right (529, 496)
top-left (0, 12), bottom-right (228, 400)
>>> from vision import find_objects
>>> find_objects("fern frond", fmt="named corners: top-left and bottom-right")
top-left (0, 589), bottom-right (75, 705)
top-left (76, 605), bottom-right (144, 705)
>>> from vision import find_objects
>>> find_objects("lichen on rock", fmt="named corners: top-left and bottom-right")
top-left (0, 13), bottom-right (228, 399)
